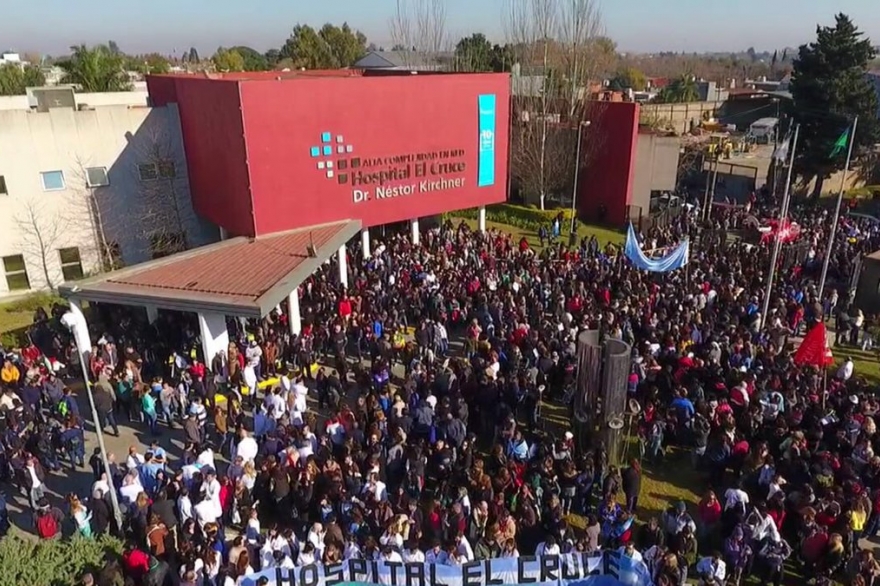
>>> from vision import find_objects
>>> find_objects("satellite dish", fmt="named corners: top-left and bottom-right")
top-left (608, 416), bottom-right (625, 430)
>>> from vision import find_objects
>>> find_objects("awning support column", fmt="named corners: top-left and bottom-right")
top-left (411, 218), bottom-right (420, 245)
top-left (478, 206), bottom-right (487, 232)
top-left (361, 228), bottom-right (371, 258)
top-left (198, 312), bottom-right (229, 367)
top-left (288, 289), bottom-right (302, 336)
top-left (337, 244), bottom-right (348, 288)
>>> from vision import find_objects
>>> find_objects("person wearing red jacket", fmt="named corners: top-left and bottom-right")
top-left (121, 541), bottom-right (150, 580)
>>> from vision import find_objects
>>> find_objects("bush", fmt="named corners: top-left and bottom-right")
top-left (449, 203), bottom-right (574, 232)
top-left (0, 534), bottom-right (123, 586)
top-left (0, 292), bottom-right (65, 314)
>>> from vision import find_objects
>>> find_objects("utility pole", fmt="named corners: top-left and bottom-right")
top-left (818, 115), bottom-right (858, 297)
top-left (760, 123), bottom-right (800, 330)
top-left (569, 120), bottom-right (590, 246)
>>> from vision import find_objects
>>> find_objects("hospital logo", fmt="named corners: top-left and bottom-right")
top-left (309, 132), bottom-right (359, 185)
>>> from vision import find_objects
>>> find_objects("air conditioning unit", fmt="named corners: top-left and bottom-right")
top-left (27, 86), bottom-right (76, 112)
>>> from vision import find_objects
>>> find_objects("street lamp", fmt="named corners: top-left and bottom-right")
top-left (569, 120), bottom-right (592, 246)
top-left (61, 299), bottom-right (124, 533)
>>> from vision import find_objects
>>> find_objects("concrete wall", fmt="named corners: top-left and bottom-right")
top-left (639, 101), bottom-right (716, 135)
top-left (0, 104), bottom-right (215, 297)
top-left (0, 87), bottom-right (149, 111)
top-left (631, 134), bottom-right (680, 212)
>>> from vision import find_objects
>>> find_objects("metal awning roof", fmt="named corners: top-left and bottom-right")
top-left (59, 220), bottom-right (361, 318)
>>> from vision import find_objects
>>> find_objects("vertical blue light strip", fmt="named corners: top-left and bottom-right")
top-left (477, 94), bottom-right (496, 187)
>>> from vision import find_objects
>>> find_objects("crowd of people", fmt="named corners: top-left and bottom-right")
top-left (2, 192), bottom-right (880, 586)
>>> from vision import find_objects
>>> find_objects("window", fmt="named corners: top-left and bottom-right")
top-left (58, 247), bottom-right (84, 281)
top-left (138, 163), bottom-right (158, 181)
top-left (85, 167), bottom-right (110, 187)
top-left (3, 255), bottom-right (30, 291)
top-left (40, 170), bottom-right (65, 191)
top-left (138, 160), bottom-right (176, 181)
top-left (0, 175), bottom-right (7, 195)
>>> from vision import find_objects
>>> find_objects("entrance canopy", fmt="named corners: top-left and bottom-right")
top-left (59, 220), bottom-right (361, 319)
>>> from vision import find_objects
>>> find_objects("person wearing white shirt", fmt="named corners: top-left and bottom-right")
top-left (272, 550), bottom-right (296, 570)
top-left (264, 389), bottom-right (286, 421)
top-left (838, 357), bottom-right (854, 381)
top-left (749, 506), bottom-right (781, 544)
top-left (194, 497), bottom-right (219, 528)
top-left (307, 523), bottom-right (326, 557)
top-left (297, 544), bottom-right (317, 566)
top-left (696, 554), bottom-right (726, 584)
top-left (535, 537), bottom-right (561, 557)
top-left (455, 535), bottom-right (475, 561)
top-left (234, 430), bottom-right (259, 464)
top-left (177, 489), bottom-right (194, 524)
top-left (126, 449), bottom-right (145, 471)
top-left (119, 473), bottom-right (143, 505)
top-left (723, 487), bottom-right (749, 511)
top-left (401, 542), bottom-right (425, 563)
top-left (362, 473), bottom-right (387, 502)
top-left (617, 543), bottom-right (643, 563)
top-left (344, 540), bottom-right (363, 561)
top-left (380, 547), bottom-right (403, 563)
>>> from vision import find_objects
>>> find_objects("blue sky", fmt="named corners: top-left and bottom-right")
top-left (6, 0), bottom-right (880, 56)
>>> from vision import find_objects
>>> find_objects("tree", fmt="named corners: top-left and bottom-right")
top-left (790, 13), bottom-right (879, 196)
top-left (16, 200), bottom-right (67, 289)
top-left (278, 23), bottom-right (368, 69)
top-left (70, 156), bottom-right (120, 272)
top-left (0, 64), bottom-right (45, 95)
top-left (212, 47), bottom-right (245, 72)
top-left (389, 0), bottom-right (448, 68)
top-left (264, 48), bottom-right (281, 69)
top-left (57, 44), bottom-right (132, 92)
top-left (107, 40), bottom-right (121, 55)
top-left (128, 53), bottom-right (171, 75)
top-left (609, 66), bottom-right (646, 91)
top-left (187, 47), bottom-right (200, 63)
top-left (230, 46), bottom-right (268, 71)
top-left (653, 75), bottom-right (700, 103)
top-left (453, 33), bottom-right (494, 72)
top-left (133, 126), bottom-right (193, 258)
top-left (504, 0), bottom-right (607, 210)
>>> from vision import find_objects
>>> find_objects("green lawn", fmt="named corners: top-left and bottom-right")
top-left (0, 292), bottom-right (63, 347)
top-left (459, 218), bottom-right (624, 249)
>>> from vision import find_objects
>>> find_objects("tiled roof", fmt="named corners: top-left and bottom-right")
top-left (60, 220), bottom-right (360, 317)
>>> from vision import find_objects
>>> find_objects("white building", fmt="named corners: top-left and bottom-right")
top-left (0, 52), bottom-right (25, 68)
top-left (0, 89), bottom-right (217, 297)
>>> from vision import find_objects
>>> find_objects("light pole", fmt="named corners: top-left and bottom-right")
top-left (818, 115), bottom-right (858, 298)
top-left (569, 120), bottom-right (591, 245)
top-left (62, 300), bottom-right (124, 533)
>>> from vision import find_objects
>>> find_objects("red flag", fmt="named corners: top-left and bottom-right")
top-left (794, 322), bottom-right (835, 368)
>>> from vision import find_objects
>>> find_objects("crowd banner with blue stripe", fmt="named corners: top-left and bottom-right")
top-left (242, 552), bottom-right (653, 586)
top-left (624, 223), bottom-right (689, 273)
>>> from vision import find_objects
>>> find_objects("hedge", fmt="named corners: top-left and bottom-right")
top-left (448, 203), bottom-right (575, 232)
top-left (0, 534), bottom-right (123, 586)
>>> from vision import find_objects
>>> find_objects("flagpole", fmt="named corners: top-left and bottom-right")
top-left (817, 116), bottom-right (858, 298)
top-left (761, 123), bottom-right (800, 330)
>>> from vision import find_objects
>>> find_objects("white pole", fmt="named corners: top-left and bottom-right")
top-left (478, 206), bottom-right (487, 233)
top-left (337, 244), bottom-right (348, 288)
top-left (569, 122), bottom-right (586, 236)
top-left (65, 304), bottom-right (124, 533)
top-left (410, 218), bottom-right (420, 245)
top-left (760, 123), bottom-right (799, 330)
top-left (818, 116), bottom-right (858, 297)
